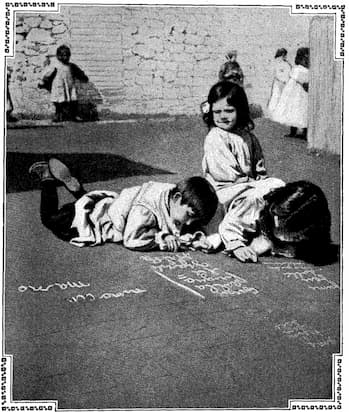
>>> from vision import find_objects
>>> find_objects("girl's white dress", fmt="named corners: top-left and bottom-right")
top-left (266, 58), bottom-right (291, 118)
top-left (202, 127), bottom-right (283, 209)
top-left (43, 60), bottom-right (77, 103)
top-left (271, 65), bottom-right (309, 129)
top-left (217, 179), bottom-right (285, 251)
top-left (202, 126), bottom-right (284, 238)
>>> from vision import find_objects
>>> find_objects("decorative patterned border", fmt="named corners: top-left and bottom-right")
top-left (1, 1), bottom-right (345, 410)
top-left (1, 356), bottom-right (57, 410)
top-left (289, 354), bottom-right (343, 410)
top-left (3, 3), bottom-right (346, 59)
top-left (292, 3), bottom-right (345, 59)
top-left (4, 1), bottom-right (58, 55)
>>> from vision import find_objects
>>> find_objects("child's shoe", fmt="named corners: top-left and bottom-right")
top-left (48, 158), bottom-right (81, 193)
top-left (29, 161), bottom-right (54, 182)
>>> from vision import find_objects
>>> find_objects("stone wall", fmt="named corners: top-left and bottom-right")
top-left (8, 6), bottom-right (313, 117)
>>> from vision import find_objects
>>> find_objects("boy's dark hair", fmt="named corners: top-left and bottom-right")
top-left (171, 176), bottom-right (218, 225)
top-left (260, 180), bottom-right (332, 264)
top-left (275, 48), bottom-right (287, 58)
top-left (56, 45), bottom-right (71, 58)
top-left (202, 81), bottom-right (254, 131)
top-left (295, 47), bottom-right (309, 68)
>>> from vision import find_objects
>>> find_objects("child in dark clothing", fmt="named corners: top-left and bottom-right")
top-left (38, 45), bottom-right (88, 122)
top-left (29, 159), bottom-right (218, 252)
top-left (218, 50), bottom-right (244, 87)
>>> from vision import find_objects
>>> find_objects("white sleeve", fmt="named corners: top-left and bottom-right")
top-left (218, 193), bottom-right (262, 251)
top-left (203, 129), bottom-right (250, 184)
top-left (123, 205), bottom-right (170, 251)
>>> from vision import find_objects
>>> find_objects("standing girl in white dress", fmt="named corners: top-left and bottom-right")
top-left (272, 47), bottom-right (309, 139)
top-left (38, 45), bottom-right (89, 122)
top-left (267, 48), bottom-right (291, 118)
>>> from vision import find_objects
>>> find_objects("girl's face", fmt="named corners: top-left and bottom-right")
top-left (212, 97), bottom-right (237, 132)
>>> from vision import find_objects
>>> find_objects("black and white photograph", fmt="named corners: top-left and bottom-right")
top-left (1, 0), bottom-right (345, 410)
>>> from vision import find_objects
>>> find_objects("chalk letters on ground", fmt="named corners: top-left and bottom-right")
top-left (141, 253), bottom-right (259, 298)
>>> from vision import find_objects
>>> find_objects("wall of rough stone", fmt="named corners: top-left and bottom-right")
top-left (8, 6), bottom-right (313, 117)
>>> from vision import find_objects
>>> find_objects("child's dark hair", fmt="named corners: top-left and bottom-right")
top-left (275, 48), bottom-right (287, 58)
top-left (56, 45), bottom-right (71, 58)
top-left (295, 47), bottom-right (309, 68)
top-left (171, 176), bottom-right (218, 225)
top-left (260, 180), bottom-right (332, 264)
top-left (202, 81), bottom-right (254, 131)
top-left (218, 61), bottom-right (243, 82)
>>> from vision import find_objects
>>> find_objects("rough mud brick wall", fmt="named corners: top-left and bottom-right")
top-left (9, 6), bottom-right (312, 117)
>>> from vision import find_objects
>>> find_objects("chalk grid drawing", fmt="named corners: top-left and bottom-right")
top-left (263, 260), bottom-right (339, 291)
top-left (141, 252), bottom-right (259, 299)
top-left (275, 319), bottom-right (337, 348)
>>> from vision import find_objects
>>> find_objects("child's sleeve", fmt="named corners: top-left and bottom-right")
top-left (218, 193), bottom-right (262, 251)
top-left (71, 63), bottom-right (89, 82)
top-left (203, 130), bottom-right (250, 184)
top-left (38, 65), bottom-right (57, 91)
top-left (123, 205), bottom-right (165, 251)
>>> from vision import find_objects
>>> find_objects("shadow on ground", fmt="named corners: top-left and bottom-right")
top-left (7, 152), bottom-right (174, 193)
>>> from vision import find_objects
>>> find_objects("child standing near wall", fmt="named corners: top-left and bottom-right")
top-left (29, 158), bottom-right (218, 252)
top-left (201, 80), bottom-right (283, 210)
top-left (218, 50), bottom-right (244, 87)
top-left (266, 48), bottom-right (291, 118)
top-left (38, 45), bottom-right (89, 122)
top-left (272, 47), bottom-right (310, 139)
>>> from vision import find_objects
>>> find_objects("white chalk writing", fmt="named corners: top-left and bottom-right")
top-left (68, 288), bottom-right (147, 303)
top-left (263, 261), bottom-right (339, 290)
top-left (275, 320), bottom-right (336, 348)
top-left (141, 253), bottom-right (258, 298)
top-left (283, 270), bottom-right (339, 290)
top-left (262, 261), bottom-right (309, 270)
top-left (18, 280), bottom-right (90, 293)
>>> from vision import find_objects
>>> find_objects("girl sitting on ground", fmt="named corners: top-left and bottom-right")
top-left (201, 80), bottom-right (283, 211)
top-left (38, 45), bottom-right (89, 122)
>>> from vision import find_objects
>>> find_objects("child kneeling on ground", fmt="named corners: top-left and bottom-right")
top-left (201, 179), bottom-right (333, 265)
top-left (29, 159), bottom-right (218, 252)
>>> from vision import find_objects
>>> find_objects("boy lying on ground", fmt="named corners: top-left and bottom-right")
top-left (30, 158), bottom-right (218, 252)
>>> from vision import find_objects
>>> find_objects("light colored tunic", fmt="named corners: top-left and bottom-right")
top-left (202, 127), bottom-right (272, 209)
top-left (70, 181), bottom-right (179, 250)
top-left (266, 58), bottom-right (291, 117)
top-left (217, 178), bottom-right (285, 251)
top-left (43, 60), bottom-right (77, 103)
top-left (272, 65), bottom-right (309, 129)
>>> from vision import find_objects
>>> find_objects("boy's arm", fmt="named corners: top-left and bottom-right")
top-left (38, 66), bottom-right (57, 90)
top-left (123, 205), bottom-right (168, 251)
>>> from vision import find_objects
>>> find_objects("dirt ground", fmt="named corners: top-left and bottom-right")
top-left (5, 116), bottom-right (341, 409)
